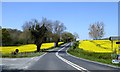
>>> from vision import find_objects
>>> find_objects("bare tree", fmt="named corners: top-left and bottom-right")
top-left (62, 32), bottom-right (74, 43)
top-left (73, 32), bottom-right (79, 41)
top-left (19, 29), bottom-right (33, 44)
top-left (22, 18), bottom-right (66, 50)
top-left (88, 21), bottom-right (104, 40)
top-left (23, 19), bottom-right (47, 52)
top-left (0, 26), bottom-right (1, 46)
top-left (52, 20), bottom-right (66, 47)
top-left (40, 17), bottom-right (53, 42)
top-left (41, 17), bottom-right (53, 32)
top-left (22, 20), bottom-right (36, 44)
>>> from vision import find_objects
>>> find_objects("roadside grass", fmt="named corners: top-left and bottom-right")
top-left (1, 51), bottom-right (44, 58)
top-left (68, 46), bottom-right (120, 67)
top-left (1, 42), bottom-right (65, 58)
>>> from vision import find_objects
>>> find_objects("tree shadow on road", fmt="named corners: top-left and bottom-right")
top-left (42, 50), bottom-right (66, 54)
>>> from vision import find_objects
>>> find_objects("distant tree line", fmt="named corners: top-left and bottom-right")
top-left (1, 18), bottom-right (79, 49)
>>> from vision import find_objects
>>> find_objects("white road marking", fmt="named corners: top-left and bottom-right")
top-left (11, 59), bottom-right (17, 61)
top-left (55, 45), bottom-right (89, 72)
top-left (10, 64), bottom-right (15, 65)
top-left (65, 45), bottom-right (120, 69)
top-left (3, 58), bottom-right (25, 60)
top-left (23, 66), bottom-right (29, 69)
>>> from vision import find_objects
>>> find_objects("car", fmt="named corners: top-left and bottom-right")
top-left (112, 59), bottom-right (120, 64)
top-left (112, 54), bottom-right (120, 64)
top-left (116, 54), bottom-right (120, 60)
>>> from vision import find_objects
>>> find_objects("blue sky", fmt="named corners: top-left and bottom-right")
top-left (2, 2), bottom-right (118, 40)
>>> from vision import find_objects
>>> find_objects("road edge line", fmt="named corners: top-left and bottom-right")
top-left (55, 46), bottom-right (88, 72)
top-left (66, 47), bottom-right (120, 69)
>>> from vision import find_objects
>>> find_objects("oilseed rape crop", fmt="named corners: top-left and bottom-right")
top-left (79, 40), bottom-right (120, 54)
top-left (0, 42), bottom-right (63, 54)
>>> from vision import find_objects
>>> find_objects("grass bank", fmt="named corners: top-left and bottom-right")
top-left (1, 51), bottom-right (44, 58)
top-left (67, 46), bottom-right (120, 67)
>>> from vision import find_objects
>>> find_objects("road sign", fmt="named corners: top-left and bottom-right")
top-left (116, 42), bottom-right (120, 44)
top-left (109, 36), bottom-right (120, 41)
top-left (109, 37), bottom-right (112, 41)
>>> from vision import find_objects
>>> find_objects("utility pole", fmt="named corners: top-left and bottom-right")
top-left (116, 42), bottom-right (120, 54)
top-left (111, 40), bottom-right (113, 52)
top-left (109, 37), bottom-right (113, 52)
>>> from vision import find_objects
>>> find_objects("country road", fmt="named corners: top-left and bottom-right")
top-left (1, 43), bottom-right (120, 72)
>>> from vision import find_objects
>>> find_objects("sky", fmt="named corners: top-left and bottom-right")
top-left (2, 2), bottom-right (118, 40)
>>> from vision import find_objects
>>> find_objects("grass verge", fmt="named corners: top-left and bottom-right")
top-left (67, 46), bottom-right (120, 67)
top-left (1, 51), bottom-right (44, 58)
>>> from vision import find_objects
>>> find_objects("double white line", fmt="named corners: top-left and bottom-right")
top-left (55, 45), bottom-right (89, 72)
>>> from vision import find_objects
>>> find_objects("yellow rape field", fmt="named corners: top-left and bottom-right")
top-left (79, 40), bottom-right (120, 54)
top-left (0, 42), bottom-right (63, 54)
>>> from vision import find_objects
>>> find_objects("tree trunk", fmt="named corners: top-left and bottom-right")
top-left (43, 37), bottom-right (47, 43)
top-left (55, 41), bottom-right (58, 47)
top-left (37, 45), bottom-right (40, 52)
top-left (36, 43), bottom-right (42, 52)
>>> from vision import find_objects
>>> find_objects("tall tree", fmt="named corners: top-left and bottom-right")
top-left (0, 26), bottom-right (2, 46)
top-left (88, 21), bottom-right (104, 40)
top-left (73, 32), bottom-right (79, 41)
top-left (7, 29), bottom-right (22, 45)
top-left (62, 32), bottom-right (74, 43)
top-left (40, 17), bottom-right (53, 43)
top-left (25, 19), bottom-right (48, 52)
top-left (52, 20), bottom-right (66, 47)
top-left (2, 28), bottom-right (12, 46)
top-left (19, 29), bottom-right (33, 44)
top-left (22, 21), bottom-right (35, 44)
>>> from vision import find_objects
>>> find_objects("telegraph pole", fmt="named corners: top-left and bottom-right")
top-left (116, 42), bottom-right (120, 54)
top-left (109, 37), bottom-right (113, 52)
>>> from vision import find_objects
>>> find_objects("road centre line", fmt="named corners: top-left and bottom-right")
top-left (55, 46), bottom-right (88, 72)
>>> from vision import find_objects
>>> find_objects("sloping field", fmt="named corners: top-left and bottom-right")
top-left (79, 40), bottom-right (120, 54)
top-left (0, 42), bottom-right (63, 54)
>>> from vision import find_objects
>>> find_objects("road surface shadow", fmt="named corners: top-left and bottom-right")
top-left (42, 45), bottom-right (69, 53)
top-left (59, 45), bottom-right (70, 48)
top-left (42, 50), bottom-right (66, 53)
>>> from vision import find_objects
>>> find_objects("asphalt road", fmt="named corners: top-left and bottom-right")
top-left (26, 43), bottom-right (120, 72)
top-left (28, 48), bottom-right (76, 70)
top-left (2, 43), bottom-right (120, 72)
